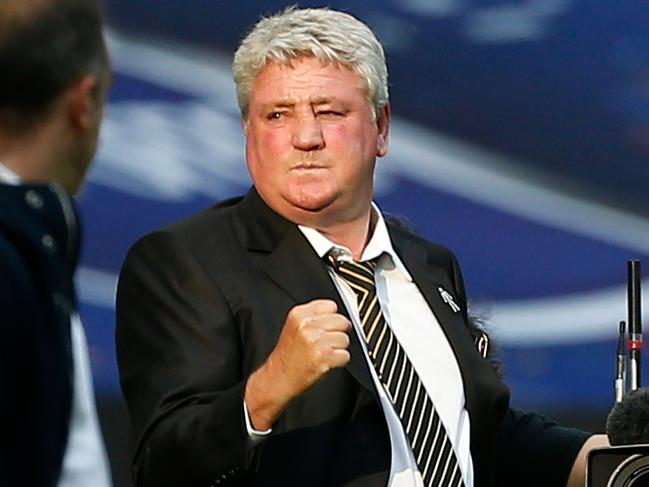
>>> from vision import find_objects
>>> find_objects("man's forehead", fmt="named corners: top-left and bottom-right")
top-left (258, 95), bottom-right (347, 109)
top-left (258, 57), bottom-right (361, 79)
top-left (252, 58), bottom-right (366, 95)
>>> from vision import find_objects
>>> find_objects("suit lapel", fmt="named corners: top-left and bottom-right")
top-left (390, 231), bottom-right (480, 414)
top-left (234, 188), bottom-right (377, 397)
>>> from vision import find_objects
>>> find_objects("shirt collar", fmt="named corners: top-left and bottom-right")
top-left (298, 202), bottom-right (413, 281)
top-left (0, 161), bottom-right (21, 185)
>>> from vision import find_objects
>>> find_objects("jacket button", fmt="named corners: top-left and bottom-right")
top-left (42, 234), bottom-right (57, 254)
top-left (25, 190), bottom-right (44, 209)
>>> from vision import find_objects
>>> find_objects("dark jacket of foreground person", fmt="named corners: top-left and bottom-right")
top-left (0, 183), bottom-right (80, 486)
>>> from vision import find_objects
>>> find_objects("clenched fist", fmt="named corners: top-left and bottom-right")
top-left (244, 299), bottom-right (351, 430)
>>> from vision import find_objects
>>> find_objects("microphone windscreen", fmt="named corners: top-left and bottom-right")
top-left (606, 388), bottom-right (649, 445)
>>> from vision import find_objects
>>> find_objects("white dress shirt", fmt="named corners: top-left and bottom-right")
top-left (57, 314), bottom-right (113, 487)
top-left (0, 163), bottom-right (112, 487)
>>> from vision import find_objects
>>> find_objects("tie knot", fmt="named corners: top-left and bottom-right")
top-left (326, 250), bottom-right (376, 291)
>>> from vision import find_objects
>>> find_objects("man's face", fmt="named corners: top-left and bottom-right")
top-left (244, 57), bottom-right (389, 227)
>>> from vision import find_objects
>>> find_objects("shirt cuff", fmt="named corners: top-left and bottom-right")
top-left (243, 400), bottom-right (272, 442)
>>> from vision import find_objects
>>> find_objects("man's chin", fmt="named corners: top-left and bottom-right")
top-left (280, 193), bottom-right (341, 221)
top-left (283, 187), bottom-right (337, 212)
top-left (291, 199), bottom-right (333, 214)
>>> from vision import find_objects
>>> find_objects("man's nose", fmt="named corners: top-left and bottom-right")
top-left (291, 113), bottom-right (324, 150)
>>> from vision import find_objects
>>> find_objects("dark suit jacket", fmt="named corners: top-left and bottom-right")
top-left (116, 188), bottom-right (589, 487)
top-left (0, 184), bottom-right (79, 487)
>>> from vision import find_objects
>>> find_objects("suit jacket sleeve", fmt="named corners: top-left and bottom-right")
top-left (494, 408), bottom-right (591, 486)
top-left (116, 230), bottom-right (252, 487)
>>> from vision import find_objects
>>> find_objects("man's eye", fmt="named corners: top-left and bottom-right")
top-left (267, 111), bottom-right (284, 120)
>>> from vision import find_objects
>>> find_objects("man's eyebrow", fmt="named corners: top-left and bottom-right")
top-left (260, 100), bottom-right (294, 109)
top-left (311, 96), bottom-right (341, 105)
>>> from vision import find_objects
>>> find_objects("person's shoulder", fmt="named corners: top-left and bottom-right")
top-left (142, 194), bottom-right (242, 238)
top-left (164, 194), bottom-right (243, 237)
top-left (125, 194), bottom-right (245, 260)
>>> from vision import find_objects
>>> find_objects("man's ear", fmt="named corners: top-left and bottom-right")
top-left (241, 114), bottom-right (250, 136)
top-left (66, 74), bottom-right (99, 132)
top-left (376, 102), bottom-right (391, 157)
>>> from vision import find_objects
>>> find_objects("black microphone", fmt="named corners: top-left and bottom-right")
top-left (606, 387), bottom-right (649, 446)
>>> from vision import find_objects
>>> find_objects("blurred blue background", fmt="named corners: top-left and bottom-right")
top-left (84, 1), bottom-right (649, 484)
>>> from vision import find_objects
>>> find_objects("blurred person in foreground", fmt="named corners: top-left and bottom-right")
top-left (0, 0), bottom-right (112, 486)
top-left (116, 7), bottom-right (607, 487)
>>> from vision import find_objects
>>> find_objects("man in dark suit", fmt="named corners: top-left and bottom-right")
top-left (116, 7), bottom-right (606, 487)
top-left (0, 1), bottom-right (112, 486)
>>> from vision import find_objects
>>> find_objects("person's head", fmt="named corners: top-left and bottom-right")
top-left (0, 0), bottom-right (110, 194)
top-left (233, 7), bottom-right (391, 235)
top-left (233, 7), bottom-right (389, 122)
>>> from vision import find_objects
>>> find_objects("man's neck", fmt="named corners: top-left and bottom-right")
top-left (0, 122), bottom-right (74, 192)
top-left (311, 208), bottom-right (376, 260)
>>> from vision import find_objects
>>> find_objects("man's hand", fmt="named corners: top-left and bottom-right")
top-left (244, 299), bottom-right (351, 430)
top-left (566, 434), bottom-right (609, 487)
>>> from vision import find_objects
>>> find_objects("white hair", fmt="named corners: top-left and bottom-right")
top-left (232, 7), bottom-right (389, 120)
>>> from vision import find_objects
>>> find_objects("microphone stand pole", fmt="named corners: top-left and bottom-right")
top-left (627, 260), bottom-right (642, 392)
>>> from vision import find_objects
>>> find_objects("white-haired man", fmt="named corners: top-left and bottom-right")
top-left (116, 7), bottom-right (606, 487)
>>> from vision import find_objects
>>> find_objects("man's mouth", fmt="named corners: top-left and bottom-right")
top-left (292, 164), bottom-right (327, 170)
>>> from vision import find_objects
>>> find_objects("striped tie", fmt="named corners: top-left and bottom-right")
top-left (327, 253), bottom-right (465, 487)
